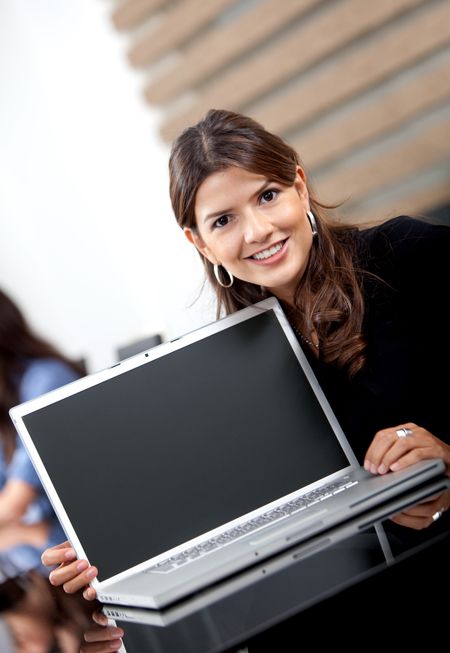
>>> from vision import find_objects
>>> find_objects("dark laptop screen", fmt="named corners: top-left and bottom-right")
top-left (22, 310), bottom-right (349, 580)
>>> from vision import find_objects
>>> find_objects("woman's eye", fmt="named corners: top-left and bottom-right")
top-left (261, 189), bottom-right (278, 203)
top-left (214, 215), bottom-right (230, 229)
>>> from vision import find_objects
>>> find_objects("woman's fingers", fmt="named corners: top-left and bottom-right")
top-left (364, 422), bottom-right (419, 473)
top-left (364, 423), bottom-right (447, 475)
top-left (81, 641), bottom-right (123, 653)
top-left (83, 585), bottom-right (99, 601)
top-left (389, 488), bottom-right (450, 529)
top-left (41, 540), bottom-right (77, 567)
top-left (80, 615), bottom-right (124, 653)
top-left (80, 628), bottom-right (124, 653)
top-left (42, 540), bottom-right (98, 598)
top-left (92, 611), bottom-right (109, 627)
top-left (84, 626), bottom-right (124, 643)
top-left (48, 558), bottom-right (98, 595)
top-left (389, 512), bottom-right (433, 529)
top-left (363, 425), bottom-right (405, 473)
top-left (385, 443), bottom-right (434, 473)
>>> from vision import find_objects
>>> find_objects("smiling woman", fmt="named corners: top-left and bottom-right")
top-left (169, 109), bottom-right (365, 372)
top-left (169, 109), bottom-right (450, 482)
top-left (40, 109), bottom-right (450, 653)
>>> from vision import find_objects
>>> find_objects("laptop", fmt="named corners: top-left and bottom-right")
top-left (101, 475), bottom-right (450, 629)
top-left (9, 297), bottom-right (445, 608)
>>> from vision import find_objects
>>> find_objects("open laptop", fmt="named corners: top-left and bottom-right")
top-left (101, 475), bottom-right (450, 630)
top-left (9, 297), bottom-right (445, 608)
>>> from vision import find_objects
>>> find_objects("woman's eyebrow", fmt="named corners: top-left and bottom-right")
top-left (202, 179), bottom-right (273, 225)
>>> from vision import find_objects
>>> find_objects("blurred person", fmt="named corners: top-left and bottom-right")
top-left (0, 287), bottom-right (84, 576)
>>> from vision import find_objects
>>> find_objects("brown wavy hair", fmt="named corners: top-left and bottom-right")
top-left (169, 109), bottom-right (366, 377)
top-left (0, 288), bottom-right (85, 461)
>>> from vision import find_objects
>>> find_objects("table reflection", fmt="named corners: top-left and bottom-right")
top-left (100, 483), bottom-right (449, 653)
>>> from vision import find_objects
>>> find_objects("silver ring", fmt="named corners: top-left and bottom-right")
top-left (432, 510), bottom-right (443, 522)
top-left (395, 427), bottom-right (413, 438)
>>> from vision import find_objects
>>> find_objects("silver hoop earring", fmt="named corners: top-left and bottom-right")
top-left (213, 263), bottom-right (234, 288)
top-left (307, 210), bottom-right (318, 238)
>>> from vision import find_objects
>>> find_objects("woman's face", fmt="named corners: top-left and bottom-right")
top-left (185, 166), bottom-right (313, 304)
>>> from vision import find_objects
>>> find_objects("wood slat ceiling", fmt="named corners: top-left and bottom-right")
top-left (110, 0), bottom-right (450, 223)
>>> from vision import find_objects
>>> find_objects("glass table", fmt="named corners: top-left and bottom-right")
top-left (100, 480), bottom-right (450, 652)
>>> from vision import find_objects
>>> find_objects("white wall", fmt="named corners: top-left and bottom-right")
top-left (0, 0), bottom-right (215, 372)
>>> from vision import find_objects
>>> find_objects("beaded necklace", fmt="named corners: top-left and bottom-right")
top-left (292, 325), bottom-right (319, 350)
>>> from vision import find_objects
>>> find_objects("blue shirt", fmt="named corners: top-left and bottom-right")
top-left (0, 358), bottom-right (80, 576)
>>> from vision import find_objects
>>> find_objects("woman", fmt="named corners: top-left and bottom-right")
top-left (42, 109), bottom-right (450, 650)
top-left (0, 287), bottom-right (84, 576)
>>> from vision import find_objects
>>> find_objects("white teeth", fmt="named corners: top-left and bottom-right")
top-left (252, 241), bottom-right (284, 260)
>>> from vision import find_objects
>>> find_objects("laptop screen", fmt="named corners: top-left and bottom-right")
top-left (22, 310), bottom-right (350, 580)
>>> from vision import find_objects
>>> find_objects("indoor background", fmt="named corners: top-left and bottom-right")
top-left (1, 0), bottom-right (449, 373)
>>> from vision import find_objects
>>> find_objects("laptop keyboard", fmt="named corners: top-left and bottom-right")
top-left (147, 475), bottom-right (358, 574)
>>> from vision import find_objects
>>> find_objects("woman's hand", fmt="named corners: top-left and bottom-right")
top-left (80, 610), bottom-right (124, 653)
top-left (364, 422), bottom-right (450, 477)
top-left (364, 422), bottom-right (450, 529)
top-left (388, 488), bottom-right (450, 529)
top-left (41, 540), bottom-right (99, 601)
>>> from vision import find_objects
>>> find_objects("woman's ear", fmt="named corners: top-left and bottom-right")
top-left (183, 228), bottom-right (218, 265)
top-left (294, 166), bottom-right (309, 205)
top-left (183, 228), bottom-right (197, 247)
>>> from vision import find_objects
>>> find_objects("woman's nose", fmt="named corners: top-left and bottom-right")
top-left (243, 210), bottom-right (273, 243)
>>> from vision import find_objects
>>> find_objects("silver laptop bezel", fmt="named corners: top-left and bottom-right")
top-left (9, 296), bottom-right (359, 590)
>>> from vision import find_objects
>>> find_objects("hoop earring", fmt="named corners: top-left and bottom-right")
top-left (213, 263), bottom-right (234, 288)
top-left (307, 210), bottom-right (318, 238)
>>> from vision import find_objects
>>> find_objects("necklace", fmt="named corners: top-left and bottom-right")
top-left (292, 325), bottom-right (319, 350)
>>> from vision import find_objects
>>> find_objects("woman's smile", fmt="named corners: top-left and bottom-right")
top-left (247, 238), bottom-right (289, 264)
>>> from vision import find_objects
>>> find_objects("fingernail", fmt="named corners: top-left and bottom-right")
top-left (364, 459), bottom-right (370, 471)
top-left (390, 462), bottom-right (400, 471)
top-left (110, 640), bottom-right (123, 650)
top-left (370, 464), bottom-right (377, 475)
top-left (85, 567), bottom-right (97, 579)
top-left (64, 549), bottom-right (76, 560)
top-left (83, 587), bottom-right (95, 601)
top-left (112, 628), bottom-right (124, 637)
top-left (76, 560), bottom-right (88, 572)
top-left (95, 612), bottom-right (108, 626)
top-left (377, 464), bottom-right (386, 474)
top-left (83, 586), bottom-right (97, 601)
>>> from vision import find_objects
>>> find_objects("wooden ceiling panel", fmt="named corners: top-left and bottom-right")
top-left (159, 0), bottom-right (425, 141)
top-left (313, 109), bottom-right (450, 206)
top-left (341, 169), bottom-right (450, 224)
top-left (127, 0), bottom-right (238, 67)
top-left (109, 0), bottom-right (450, 223)
top-left (250, 0), bottom-right (450, 137)
top-left (144, 0), bottom-right (322, 104)
top-left (291, 52), bottom-right (450, 171)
